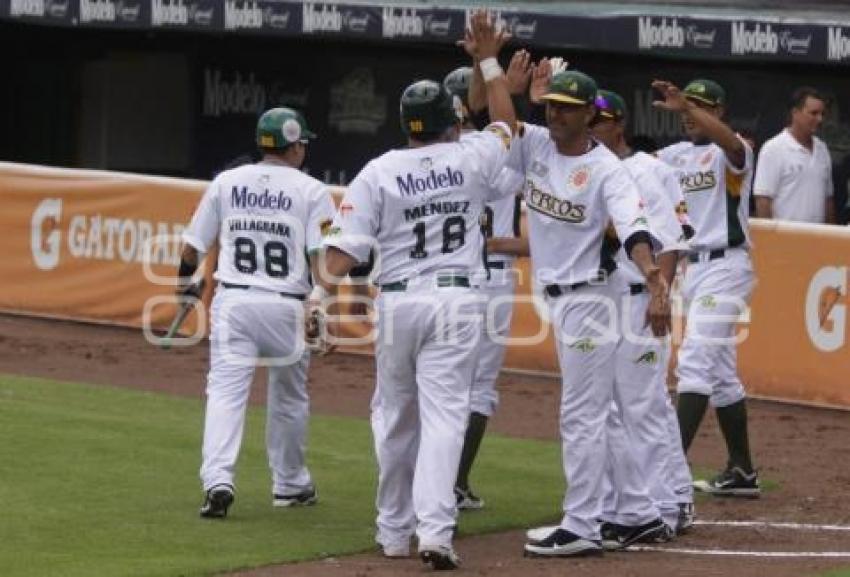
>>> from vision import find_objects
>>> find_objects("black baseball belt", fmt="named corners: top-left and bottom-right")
top-left (221, 282), bottom-right (306, 301)
top-left (380, 274), bottom-right (470, 293)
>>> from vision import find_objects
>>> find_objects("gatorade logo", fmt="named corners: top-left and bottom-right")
top-left (30, 198), bottom-right (185, 270)
top-left (31, 198), bottom-right (63, 271)
top-left (805, 266), bottom-right (847, 352)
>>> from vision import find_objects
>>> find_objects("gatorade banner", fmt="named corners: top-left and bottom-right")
top-left (0, 162), bottom-right (209, 336)
top-left (2, 162), bottom-right (849, 408)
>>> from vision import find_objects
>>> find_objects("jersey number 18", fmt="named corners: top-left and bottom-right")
top-left (409, 216), bottom-right (466, 259)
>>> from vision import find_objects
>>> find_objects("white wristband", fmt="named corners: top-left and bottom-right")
top-left (309, 285), bottom-right (329, 303)
top-left (479, 57), bottom-right (503, 83)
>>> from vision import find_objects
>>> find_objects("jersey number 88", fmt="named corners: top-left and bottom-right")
top-left (234, 237), bottom-right (289, 278)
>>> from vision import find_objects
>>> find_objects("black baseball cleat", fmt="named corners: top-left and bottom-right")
top-left (419, 545), bottom-right (461, 570)
top-left (524, 528), bottom-right (603, 557)
top-left (676, 502), bottom-right (695, 535)
top-left (273, 485), bottom-right (318, 507)
top-left (200, 484), bottom-right (234, 519)
top-left (454, 486), bottom-right (484, 510)
top-left (693, 467), bottom-right (761, 498)
top-left (601, 518), bottom-right (672, 550)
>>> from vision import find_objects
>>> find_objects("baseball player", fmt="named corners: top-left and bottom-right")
top-left (178, 107), bottom-right (335, 518)
top-left (654, 79), bottom-right (760, 497)
top-left (444, 53), bottom-right (530, 511)
top-left (312, 14), bottom-right (516, 569)
top-left (510, 63), bottom-right (671, 557)
top-left (590, 89), bottom-right (695, 537)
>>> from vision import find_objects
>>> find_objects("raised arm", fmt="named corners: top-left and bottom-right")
top-left (463, 10), bottom-right (516, 131)
top-left (652, 80), bottom-right (746, 169)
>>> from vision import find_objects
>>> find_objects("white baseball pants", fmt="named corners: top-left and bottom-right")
top-left (371, 279), bottom-right (483, 552)
top-left (602, 289), bottom-right (692, 530)
top-left (471, 270), bottom-right (515, 417)
top-left (677, 248), bottom-right (755, 408)
top-left (549, 278), bottom-right (645, 541)
top-left (200, 286), bottom-right (313, 495)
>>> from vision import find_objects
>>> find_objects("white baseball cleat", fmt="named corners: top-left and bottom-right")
top-left (381, 541), bottom-right (411, 558)
top-left (526, 525), bottom-right (560, 542)
top-left (524, 528), bottom-right (603, 557)
top-left (419, 544), bottom-right (461, 570)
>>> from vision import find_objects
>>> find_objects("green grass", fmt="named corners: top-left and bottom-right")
top-left (0, 375), bottom-right (564, 577)
top-left (822, 569), bottom-right (850, 577)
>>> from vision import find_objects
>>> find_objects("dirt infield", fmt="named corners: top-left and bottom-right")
top-left (2, 313), bottom-right (850, 577)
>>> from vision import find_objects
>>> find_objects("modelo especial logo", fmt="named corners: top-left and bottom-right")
top-left (638, 17), bottom-right (684, 49)
top-left (224, 0), bottom-right (263, 30)
top-left (828, 27), bottom-right (850, 61)
top-left (731, 22), bottom-right (778, 55)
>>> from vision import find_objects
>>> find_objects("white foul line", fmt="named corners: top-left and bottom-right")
top-left (694, 520), bottom-right (850, 532)
top-left (631, 546), bottom-right (850, 558)
top-left (630, 519), bottom-right (850, 557)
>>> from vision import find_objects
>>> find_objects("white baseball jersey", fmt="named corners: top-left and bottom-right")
top-left (510, 123), bottom-right (650, 286)
top-left (183, 162), bottom-right (335, 294)
top-left (484, 167), bottom-right (524, 265)
top-left (325, 123), bottom-right (514, 284)
top-left (617, 152), bottom-right (691, 285)
top-left (657, 137), bottom-right (754, 251)
top-left (753, 129), bottom-right (833, 223)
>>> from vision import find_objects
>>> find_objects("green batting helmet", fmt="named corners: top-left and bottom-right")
top-left (443, 67), bottom-right (472, 103)
top-left (256, 107), bottom-right (316, 150)
top-left (399, 79), bottom-right (461, 137)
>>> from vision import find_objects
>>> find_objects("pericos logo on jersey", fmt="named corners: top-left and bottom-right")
top-left (680, 170), bottom-right (716, 193)
top-left (231, 186), bottom-right (293, 210)
top-left (525, 180), bottom-right (586, 223)
top-left (395, 166), bottom-right (464, 196)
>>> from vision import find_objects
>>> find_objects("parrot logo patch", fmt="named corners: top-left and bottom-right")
top-left (570, 337), bottom-right (596, 353)
top-left (698, 295), bottom-right (717, 309)
top-left (634, 350), bottom-right (658, 365)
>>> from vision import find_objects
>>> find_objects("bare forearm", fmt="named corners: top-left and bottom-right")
top-left (629, 242), bottom-right (658, 279)
top-left (755, 196), bottom-right (773, 219)
top-left (683, 102), bottom-right (745, 168)
top-left (315, 247), bottom-right (358, 292)
top-left (657, 251), bottom-right (679, 288)
top-left (484, 73), bottom-right (517, 132)
top-left (487, 236), bottom-right (529, 256)
top-left (468, 58), bottom-right (487, 114)
top-left (826, 197), bottom-right (836, 224)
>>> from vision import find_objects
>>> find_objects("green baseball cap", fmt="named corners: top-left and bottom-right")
top-left (541, 70), bottom-right (598, 106)
top-left (595, 89), bottom-right (627, 120)
top-left (682, 79), bottom-right (726, 107)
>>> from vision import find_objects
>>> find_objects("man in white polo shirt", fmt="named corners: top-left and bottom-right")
top-left (754, 87), bottom-right (834, 224)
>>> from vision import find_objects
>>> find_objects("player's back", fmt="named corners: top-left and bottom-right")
top-left (209, 162), bottom-right (329, 294)
top-left (359, 136), bottom-right (499, 283)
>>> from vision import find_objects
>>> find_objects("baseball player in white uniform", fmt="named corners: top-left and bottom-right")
top-left (509, 65), bottom-right (671, 558)
top-left (654, 79), bottom-right (760, 497)
top-left (590, 90), bottom-right (695, 537)
top-left (312, 17), bottom-right (517, 570)
top-left (443, 59), bottom-right (528, 511)
top-left (178, 107), bottom-right (335, 518)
